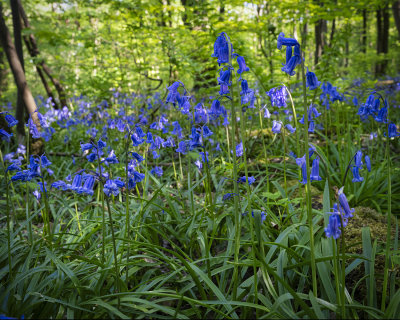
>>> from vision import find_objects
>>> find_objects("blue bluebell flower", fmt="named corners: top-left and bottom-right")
top-left (223, 193), bottom-right (238, 201)
top-left (365, 155), bottom-right (371, 172)
top-left (281, 56), bottom-right (297, 76)
top-left (203, 125), bottom-right (213, 137)
top-left (176, 141), bottom-right (188, 154)
top-left (310, 157), bottom-right (322, 181)
top-left (277, 32), bottom-right (299, 50)
top-left (352, 166), bottom-right (364, 183)
top-left (285, 124), bottom-right (296, 133)
top-left (51, 180), bottom-right (69, 191)
top-left (218, 69), bottom-right (232, 87)
top-left (235, 141), bottom-right (244, 157)
top-left (33, 189), bottom-right (41, 200)
top-left (296, 155), bottom-right (307, 184)
top-left (325, 211), bottom-right (341, 239)
top-left (132, 171), bottom-right (145, 183)
top-left (4, 114), bottom-right (18, 127)
top-left (272, 120), bottom-right (282, 134)
top-left (238, 176), bottom-right (256, 185)
top-left (251, 210), bottom-right (267, 222)
top-left (338, 188), bottom-right (354, 219)
top-left (375, 106), bottom-right (387, 123)
top-left (71, 174), bottom-right (83, 192)
top-left (306, 68), bottom-right (320, 90)
top-left (0, 129), bottom-right (12, 141)
top-left (263, 106), bottom-right (271, 118)
top-left (236, 56), bottom-right (250, 74)
top-left (150, 166), bottom-right (163, 177)
top-left (387, 123), bottom-right (400, 138)
top-left (40, 154), bottom-right (52, 167)
top-left (104, 179), bottom-right (120, 197)
top-left (131, 152), bottom-right (144, 163)
top-left (136, 126), bottom-right (146, 138)
top-left (146, 132), bottom-right (154, 143)
top-left (354, 150), bottom-right (363, 167)
top-left (6, 160), bottom-right (21, 172)
top-left (189, 127), bottom-right (202, 149)
top-left (105, 150), bottom-right (119, 164)
top-left (131, 132), bottom-right (144, 147)
top-left (212, 32), bottom-right (231, 65)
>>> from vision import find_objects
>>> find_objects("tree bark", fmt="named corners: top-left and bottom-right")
top-left (0, 3), bottom-right (38, 126)
top-left (10, 0), bottom-right (26, 136)
top-left (314, 18), bottom-right (327, 65)
top-left (17, 0), bottom-right (67, 108)
top-left (393, 0), bottom-right (400, 39)
top-left (362, 10), bottom-right (367, 54)
top-left (375, 5), bottom-right (390, 76)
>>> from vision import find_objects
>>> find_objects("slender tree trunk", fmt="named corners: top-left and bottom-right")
top-left (393, 0), bottom-right (400, 39)
top-left (0, 3), bottom-right (38, 127)
top-left (362, 10), bottom-right (367, 53)
top-left (314, 19), bottom-right (326, 65)
top-left (329, 18), bottom-right (335, 47)
top-left (17, 0), bottom-right (67, 108)
top-left (375, 5), bottom-right (390, 76)
top-left (10, 0), bottom-right (26, 136)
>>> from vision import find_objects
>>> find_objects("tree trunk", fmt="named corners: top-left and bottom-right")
top-left (314, 18), bottom-right (327, 65)
top-left (17, 0), bottom-right (67, 108)
top-left (362, 10), bottom-right (367, 54)
top-left (375, 5), bottom-right (390, 76)
top-left (0, 3), bottom-right (38, 126)
top-left (393, 0), bottom-right (400, 39)
top-left (10, 0), bottom-right (26, 136)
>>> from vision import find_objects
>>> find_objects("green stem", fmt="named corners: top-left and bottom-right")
top-left (301, 53), bottom-right (317, 297)
top-left (381, 122), bottom-right (392, 311)
top-left (258, 103), bottom-right (269, 194)
top-left (105, 195), bottom-right (121, 306)
top-left (0, 149), bottom-right (12, 279)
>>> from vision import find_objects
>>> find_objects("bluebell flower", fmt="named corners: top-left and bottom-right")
top-left (4, 114), bottom-right (18, 127)
top-left (338, 188), bottom-right (354, 219)
top-left (17, 144), bottom-right (26, 155)
top-left (354, 150), bottom-right (363, 167)
top-left (0, 129), bottom-right (13, 141)
top-left (284, 46), bottom-right (292, 65)
top-left (263, 106), bottom-right (271, 118)
top-left (251, 210), bottom-right (267, 222)
top-left (40, 154), bottom-right (52, 167)
top-left (150, 166), bottom-right (163, 177)
top-left (33, 189), bottom-right (41, 200)
top-left (352, 166), bottom-right (364, 183)
top-left (132, 171), bottom-right (145, 183)
top-left (277, 32), bottom-right (299, 50)
top-left (272, 120), bottom-right (282, 134)
top-left (131, 132), bottom-right (144, 146)
top-left (203, 125), bottom-right (213, 138)
top-left (223, 193), bottom-right (238, 201)
top-left (387, 123), bottom-right (400, 138)
top-left (86, 153), bottom-right (97, 162)
top-left (51, 180), bottom-right (69, 190)
top-left (285, 124), bottom-right (296, 133)
top-left (189, 127), bottom-right (202, 149)
top-left (166, 81), bottom-right (183, 104)
top-left (235, 141), bottom-right (244, 157)
top-left (238, 175), bottom-right (256, 185)
top-left (6, 160), bottom-right (21, 172)
top-left (223, 116), bottom-right (229, 126)
top-left (104, 179), bottom-right (120, 197)
top-left (306, 68), bottom-right (321, 90)
top-left (218, 69), bottom-right (232, 87)
top-left (131, 152), bottom-right (144, 163)
top-left (212, 32), bottom-right (231, 65)
top-left (114, 177), bottom-right (125, 188)
top-left (71, 174), bottom-right (83, 192)
top-left (105, 150), bottom-right (119, 164)
top-left (365, 155), bottom-right (371, 172)
top-left (281, 56), bottom-right (297, 76)
top-left (162, 136), bottom-right (175, 148)
top-left (194, 159), bottom-right (202, 170)
top-left (325, 211), bottom-right (341, 239)
top-left (152, 151), bottom-right (160, 159)
top-left (219, 83), bottom-right (230, 95)
top-left (375, 107), bottom-right (387, 123)
top-left (136, 126), bottom-right (146, 138)
top-left (146, 132), bottom-right (154, 143)
top-left (128, 178), bottom-right (136, 190)
top-left (296, 155), bottom-right (307, 184)
top-left (97, 139), bottom-right (106, 149)
top-left (308, 121), bottom-right (315, 133)
top-left (310, 157), bottom-right (322, 181)
top-left (236, 56), bottom-right (250, 74)
top-left (176, 141), bottom-right (188, 154)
